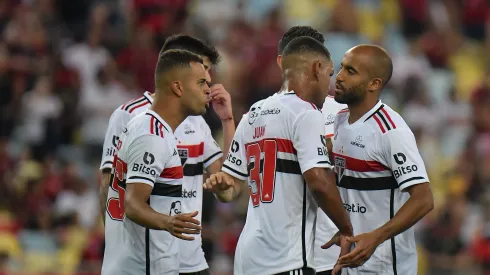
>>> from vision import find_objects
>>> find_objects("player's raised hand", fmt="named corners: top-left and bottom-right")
top-left (210, 84), bottom-right (233, 121)
top-left (165, 211), bottom-right (201, 241)
top-left (337, 232), bottom-right (381, 268)
top-left (203, 172), bottom-right (234, 193)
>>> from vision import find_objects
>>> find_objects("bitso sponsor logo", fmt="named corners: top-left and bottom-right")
top-left (226, 153), bottom-right (242, 166)
top-left (392, 152), bottom-right (418, 179)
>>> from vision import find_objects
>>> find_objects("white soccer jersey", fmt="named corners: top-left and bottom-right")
top-left (101, 92), bottom-right (153, 275)
top-left (103, 109), bottom-right (183, 275)
top-left (314, 96), bottom-right (347, 272)
top-left (174, 116), bottom-right (222, 273)
top-left (332, 101), bottom-right (429, 275)
top-left (100, 91), bottom-right (153, 171)
top-left (222, 91), bottom-right (332, 275)
top-left (101, 92), bottom-right (221, 273)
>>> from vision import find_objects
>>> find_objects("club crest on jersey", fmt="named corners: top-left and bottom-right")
top-left (248, 107), bottom-right (261, 125)
top-left (335, 156), bottom-right (346, 181)
top-left (178, 148), bottom-right (188, 165)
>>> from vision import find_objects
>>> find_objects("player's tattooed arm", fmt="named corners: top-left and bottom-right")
top-left (203, 171), bottom-right (244, 203)
top-left (99, 170), bottom-right (112, 224)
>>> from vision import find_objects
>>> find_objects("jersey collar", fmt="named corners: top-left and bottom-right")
top-left (146, 109), bottom-right (173, 134)
top-left (143, 91), bottom-right (154, 104)
top-left (359, 100), bottom-right (383, 123)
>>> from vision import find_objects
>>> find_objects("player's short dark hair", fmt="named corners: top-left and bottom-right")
top-left (278, 26), bottom-right (325, 55)
top-left (155, 49), bottom-right (203, 76)
top-left (160, 34), bottom-right (220, 65)
top-left (282, 36), bottom-right (331, 60)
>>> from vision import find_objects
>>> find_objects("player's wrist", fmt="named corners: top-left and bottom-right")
top-left (220, 116), bottom-right (234, 123)
top-left (159, 215), bottom-right (173, 231)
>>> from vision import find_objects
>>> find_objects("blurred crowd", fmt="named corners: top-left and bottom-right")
top-left (0, 0), bottom-right (489, 274)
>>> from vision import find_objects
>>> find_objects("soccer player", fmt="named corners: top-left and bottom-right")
top-left (324, 45), bottom-right (434, 275)
top-left (106, 49), bottom-right (208, 274)
top-left (100, 35), bottom-right (235, 275)
top-left (277, 26), bottom-right (347, 275)
top-left (204, 37), bottom-right (353, 275)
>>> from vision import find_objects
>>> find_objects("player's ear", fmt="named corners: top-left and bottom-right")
top-left (313, 60), bottom-right (322, 81)
top-left (368, 78), bottom-right (383, 92)
top-left (171, 81), bottom-right (184, 97)
top-left (277, 55), bottom-right (282, 70)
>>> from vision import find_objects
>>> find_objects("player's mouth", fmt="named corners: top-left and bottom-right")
top-left (335, 83), bottom-right (344, 93)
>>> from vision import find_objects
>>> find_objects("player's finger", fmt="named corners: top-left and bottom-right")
top-left (172, 232), bottom-right (195, 241)
top-left (174, 220), bottom-right (201, 231)
top-left (177, 216), bottom-right (201, 227)
top-left (338, 247), bottom-right (362, 264)
top-left (321, 240), bottom-right (335, 249)
top-left (173, 227), bottom-right (201, 235)
top-left (183, 211), bottom-right (199, 218)
top-left (210, 84), bottom-right (224, 91)
top-left (346, 236), bottom-right (359, 243)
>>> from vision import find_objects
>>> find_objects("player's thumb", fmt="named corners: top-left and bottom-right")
top-left (321, 239), bottom-right (335, 249)
top-left (346, 236), bottom-right (357, 243)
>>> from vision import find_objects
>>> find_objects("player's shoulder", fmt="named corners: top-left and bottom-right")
top-left (118, 92), bottom-right (153, 116)
top-left (126, 110), bottom-right (172, 141)
top-left (363, 102), bottom-right (410, 135)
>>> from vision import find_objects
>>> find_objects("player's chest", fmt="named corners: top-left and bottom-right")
top-left (332, 125), bottom-right (377, 162)
top-left (174, 122), bottom-right (205, 166)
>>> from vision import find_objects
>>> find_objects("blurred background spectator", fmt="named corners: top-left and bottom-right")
top-left (0, 0), bottom-right (489, 274)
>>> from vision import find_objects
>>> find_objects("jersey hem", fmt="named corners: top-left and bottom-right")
top-left (315, 263), bottom-right (335, 272)
top-left (178, 263), bottom-right (209, 273)
top-left (222, 165), bottom-right (247, 180)
top-left (301, 162), bottom-right (332, 174)
top-left (203, 152), bottom-right (223, 168)
top-left (399, 178), bottom-right (428, 191)
top-left (126, 178), bottom-right (154, 187)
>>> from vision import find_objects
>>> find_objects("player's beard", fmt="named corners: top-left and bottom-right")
top-left (334, 83), bottom-right (366, 105)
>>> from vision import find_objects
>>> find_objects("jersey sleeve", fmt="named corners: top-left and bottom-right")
top-left (100, 108), bottom-right (128, 170)
top-left (293, 110), bottom-right (332, 174)
top-left (380, 129), bottom-right (429, 190)
top-left (221, 115), bottom-right (248, 180)
top-left (125, 135), bottom-right (169, 187)
top-left (201, 119), bottom-right (223, 168)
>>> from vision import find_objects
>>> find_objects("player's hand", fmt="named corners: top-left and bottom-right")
top-left (337, 231), bottom-right (383, 268)
top-left (165, 211), bottom-right (202, 241)
top-left (210, 84), bottom-right (233, 121)
top-left (326, 232), bottom-right (352, 275)
top-left (203, 172), bottom-right (234, 193)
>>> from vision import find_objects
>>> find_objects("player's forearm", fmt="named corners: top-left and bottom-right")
top-left (125, 197), bottom-right (167, 230)
top-left (99, 171), bottom-right (111, 224)
top-left (221, 118), bottom-right (235, 159)
top-left (375, 184), bottom-right (433, 243)
top-left (313, 184), bottom-right (353, 236)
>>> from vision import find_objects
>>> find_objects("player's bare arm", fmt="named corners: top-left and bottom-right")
top-left (209, 84), bottom-right (235, 170)
top-left (203, 171), bottom-right (244, 202)
top-left (337, 182), bottom-right (433, 268)
top-left (99, 169), bottom-right (111, 223)
top-left (303, 167), bottom-right (353, 236)
top-left (125, 182), bottom-right (202, 241)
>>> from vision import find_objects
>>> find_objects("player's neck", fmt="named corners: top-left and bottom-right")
top-left (150, 97), bottom-right (186, 132)
top-left (347, 99), bottom-right (378, 124)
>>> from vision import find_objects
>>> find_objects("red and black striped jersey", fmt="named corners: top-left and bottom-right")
top-left (222, 91), bottom-right (332, 275)
top-left (332, 100), bottom-right (429, 275)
